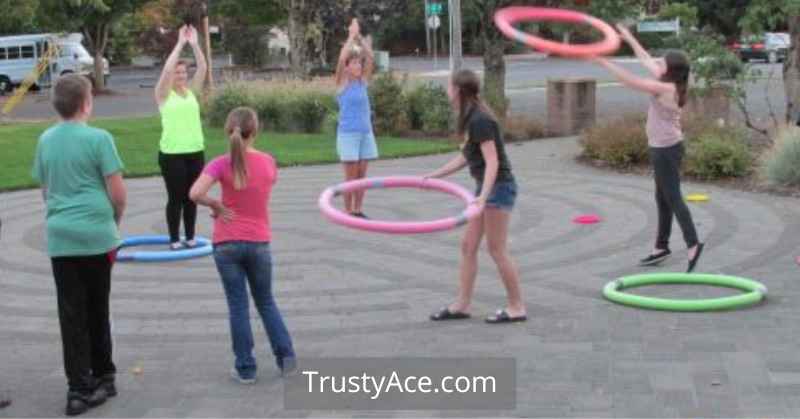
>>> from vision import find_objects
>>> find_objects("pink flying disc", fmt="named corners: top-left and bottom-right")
top-left (318, 176), bottom-right (482, 234)
top-left (494, 7), bottom-right (621, 57)
top-left (573, 214), bottom-right (602, 224)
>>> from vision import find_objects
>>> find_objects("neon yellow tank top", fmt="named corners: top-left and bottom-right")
top-left (159, 90), bottom-right (205, 154)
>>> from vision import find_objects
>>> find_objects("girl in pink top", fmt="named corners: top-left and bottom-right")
top-left (190, 107), bottom-right (295, 382)
top-left (591, 25), bottom-right (704, 273)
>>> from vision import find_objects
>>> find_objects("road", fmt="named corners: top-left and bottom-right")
top-left (1, 55), bottom-right (789, 127)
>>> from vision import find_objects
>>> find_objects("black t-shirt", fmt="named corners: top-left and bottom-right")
top-left (461, 107), bottom-right (514, 184)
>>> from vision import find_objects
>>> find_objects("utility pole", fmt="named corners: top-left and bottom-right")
top-left (449, 0), bottom-right (462, 73)
top-left (424, 0), bottom-right (431, 56)
top-left (203, 0), bottom-right (214, 92)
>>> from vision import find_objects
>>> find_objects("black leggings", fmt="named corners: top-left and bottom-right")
top-left (649, 143), bottom-right (699, 250)
top-left (158, 151), bottom-right (205, 243)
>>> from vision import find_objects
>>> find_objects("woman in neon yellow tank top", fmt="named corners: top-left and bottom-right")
top-left (155, 25), bottom-right (208, 250)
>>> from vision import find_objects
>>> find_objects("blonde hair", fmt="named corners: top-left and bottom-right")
top-left (224, 107), bottom-right (259, 190)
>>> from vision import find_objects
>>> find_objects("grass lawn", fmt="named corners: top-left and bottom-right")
top-left (0, 116), bottom-right (455, 191)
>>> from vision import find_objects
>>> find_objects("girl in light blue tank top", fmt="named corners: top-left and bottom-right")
top-left (334, 18), bottom-right (379, 218)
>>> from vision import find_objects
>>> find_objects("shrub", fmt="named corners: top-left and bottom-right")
top-left (206, 83), bottom-right (253, 127)
top-left (406, 82), bottom-right (451, 134)
top-left (504, 115), bottom-right (547, 142)
top-left (286, 93), bottom-right (332, 133)
top-left (580, 114), bottom-right (649, 168)
top-left (206, 79), bottom-right (335, 134)
top-left (685, 126), bottom-right (751, 180)
top-left (252, 93), bottom-right (286, 132)
top-left (368, 72), bottom-right (409, 135)
top-left (762, 127), bottom-right (800, 186)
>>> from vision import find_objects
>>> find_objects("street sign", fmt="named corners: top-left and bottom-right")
top-left (426, 2), bottom-right (443, 15)
top-left (637, 18), bottom-right (680, 33)
top-left (427, 15), bottom-right (441, 30)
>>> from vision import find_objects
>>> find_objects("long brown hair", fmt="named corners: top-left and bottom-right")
top-left (452, 69), bottom-right (497, 137)
top-left (224, 107), bottom-right (259, 190)
top-left (660, 50), bottom-right (690, 108)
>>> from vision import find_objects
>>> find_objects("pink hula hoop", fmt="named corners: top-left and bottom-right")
top-left (318, 176), bottom-right (482, 234)
top-left (494, 7), bottom-right (621, 57)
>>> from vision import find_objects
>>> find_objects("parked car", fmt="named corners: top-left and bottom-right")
top-left (730, 32), bottom-right (790, 63)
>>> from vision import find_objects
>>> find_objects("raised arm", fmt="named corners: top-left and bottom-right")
top-left (155, 26), bottom-right (188, 107)
top-left (362, 34), bottom-right (375, 81)
top-left (335, 18), bottom-right (361, 87)
top-left (617, 24), bottom-right (664, 78)
top-left (593, 57), bottom-right (674, 96)
top-left (186, 26), bottom-right (207, 93)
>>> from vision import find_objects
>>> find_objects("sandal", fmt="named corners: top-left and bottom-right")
top-left (430, 307), bottom-right (471, 321)
top-left (485, 309), bottom-right (527, 324)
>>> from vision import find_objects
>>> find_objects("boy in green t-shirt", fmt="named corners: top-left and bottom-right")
top-left (32, 75), bottom-right (127, 416)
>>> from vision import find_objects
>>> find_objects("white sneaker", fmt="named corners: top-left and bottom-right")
top-left (169, 242), bottom-right (184, 251)
top-left (230, 368), bottom-right (256, 384)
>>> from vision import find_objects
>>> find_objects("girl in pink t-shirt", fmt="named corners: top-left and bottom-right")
top-left (190, 107), bottom-right (295, 382)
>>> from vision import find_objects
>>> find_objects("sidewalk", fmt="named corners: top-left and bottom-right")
top-left (2, 137), bottom-right (799, 417)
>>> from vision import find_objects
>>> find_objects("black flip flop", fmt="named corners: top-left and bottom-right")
top-left (430, 307), bottom-right (471, 321)
top-left (485, 309), bottom-right (527, 324)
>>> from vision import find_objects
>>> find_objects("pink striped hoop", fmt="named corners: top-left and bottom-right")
top-left (494, 7), bottom-right (621, 57)
top-left (318, 176), bottom-right (482, 234)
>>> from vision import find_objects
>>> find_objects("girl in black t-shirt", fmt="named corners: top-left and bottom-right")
top-left (425, 70), bottom-right (526, 324)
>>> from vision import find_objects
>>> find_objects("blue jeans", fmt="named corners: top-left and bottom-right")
top-left (213, 241), bottom-right (295, 378)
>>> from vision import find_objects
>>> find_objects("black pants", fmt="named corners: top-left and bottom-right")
top-left (51, 252), bottom-right (116, 394)
top-left (649, 143), bottom-right (699, 250)
top-left (158, 151), bottom-right (205, 243)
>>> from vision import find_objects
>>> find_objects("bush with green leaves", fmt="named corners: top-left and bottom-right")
top-left (206, 83), bottom-right (253, 127)
top-left (580, 114), bottom-right (649, 168)
top-left (406, 82), bottom-right (451, 134)
top-left (762, 127), bottom-right (800, 187)
top-left (206, 80), bottom-right (335, 134)
top-left (286, 93), bottom-right (335, 133)
top-left (368, 72), bottom-right (409, 135)
top-left (684, 126), bottom-right (752, 180)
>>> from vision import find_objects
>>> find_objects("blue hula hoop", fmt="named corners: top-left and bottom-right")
top-left (117, 235), bottom-right (213, 262)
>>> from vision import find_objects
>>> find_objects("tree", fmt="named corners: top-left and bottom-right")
top-left (0, 0), bottom-right (40, 35)
top-left (658, 2), bottom-right (699, 30)
top-left (464, 0), bottom-right (644, 119)
top-left (40, 0), bottom-right (156, 91)
top-left (738, 0), bottom-right (800, 123)
top-left (280, 0), bottom-right (406, 78)
top-left (682, 0), bottom-right (751, 39)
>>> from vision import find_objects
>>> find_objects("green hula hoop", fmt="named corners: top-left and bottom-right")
top-left (603, 273), bottom-right (767, 311)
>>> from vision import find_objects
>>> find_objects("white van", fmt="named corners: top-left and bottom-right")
top-left (0, 33), bottom-right (110, 94)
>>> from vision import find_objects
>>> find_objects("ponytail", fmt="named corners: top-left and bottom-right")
top-left (224, 107), bottom-right (259, 190)
top-left (230, 126), bottom-right (248, 190)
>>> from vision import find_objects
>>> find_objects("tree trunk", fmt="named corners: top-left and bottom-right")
top-left (94, 50), bottom-right (105, 90)
top-left (83, 23), bottom-right (108, 91)
top-left (288, 0), bottom-right (310, 79)
top-left (483, 33), bottom-right (507, 119)
top-left (784, 15), bottom-right (800, 124)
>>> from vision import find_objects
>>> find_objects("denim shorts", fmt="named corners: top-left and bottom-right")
top-left (337, 131), bottom-right (379, 162)
top-left (476, 180), bottom-right (518, 212)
